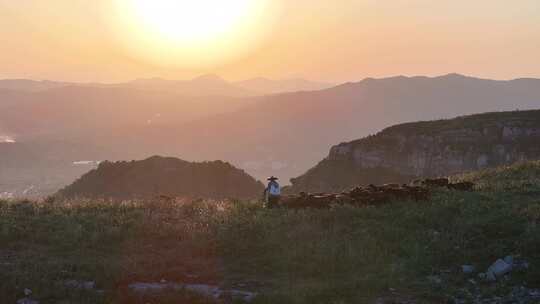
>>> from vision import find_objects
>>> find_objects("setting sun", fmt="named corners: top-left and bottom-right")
top-left (111, 0), bottom-right (275, 68)
top-left (2, 1), bottom-right (540, 302)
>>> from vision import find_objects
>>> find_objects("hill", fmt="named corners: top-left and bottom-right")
top-left (3, 161), bottom-right (540, 303)
top-left (118, 74), bottom-right (251, 97)
top-left (0, 75), bottom-right (330, 96)
top-left (234, 77), bottom-right (334, 95)
top-left (57, 156), bottom-right (265, 200)
top-left (0, 79), bottom-right (70, 92)
top-left (289, 110), bottom-right (540, 193)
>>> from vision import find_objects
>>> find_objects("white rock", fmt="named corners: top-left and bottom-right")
top-left (23, 288), bottom-right (32, 296)
top-left (486, 271), bottom-right (497, 281)
top-left (128, 282), bottom-right (258, 302)
top-left (487, 259), bottom-right (512, 278)
top-left (82, 281), bottom-right (95, 290)
top-left (128, 282), bottom-right (174, 292)
top-left (462, 265), bottom-right (475, 274)
top-left (183, 284), bottom-right (221, 299)
top-left (17, 298), bottom-right (39, 304)
top-left (64, 280), bottom-right (95, 290)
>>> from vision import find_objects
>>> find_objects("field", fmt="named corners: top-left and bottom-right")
top-left (2, 161), bottom-right (540, 303)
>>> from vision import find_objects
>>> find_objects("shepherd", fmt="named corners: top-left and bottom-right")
top-left (263, 176), bottom-right (281, 208)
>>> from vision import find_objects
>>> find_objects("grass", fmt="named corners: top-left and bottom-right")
top-left (2, 161), bottom-right (540, 303)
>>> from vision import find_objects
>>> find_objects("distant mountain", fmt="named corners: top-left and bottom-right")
top-left (0, 85), bottom-right (253, 140)
top-left (120, 74), bottom-right (251, 97)
top-left (288, 110), bottom-right (540, 193)
top-left (162, 74), bottom-right (540, 183)
top-left (120, 75), bottom-right (334, 96)
top-left (1, 73), bottom-right (540, 197)
top-left (0, 79), bottom-right (70, 92)
top-left (57, 156), bottom-right (265, 200)
top-left (235, 77), bottom-right (334, 95)
top-left (0, 75), bottom-right (331, 97)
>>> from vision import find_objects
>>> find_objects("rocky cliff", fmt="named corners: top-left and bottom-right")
top-left (289, 110), bottom-right (540, 193)
top-left (57, 156), bottom-right (265, 200)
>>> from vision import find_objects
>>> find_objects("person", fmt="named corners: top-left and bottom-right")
top-left (263, 176), bottom-right (281, 208)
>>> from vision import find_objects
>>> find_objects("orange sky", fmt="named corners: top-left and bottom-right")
top-left (0, 0), bottom-right (539, 83)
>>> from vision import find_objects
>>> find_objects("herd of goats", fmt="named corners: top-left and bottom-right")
top-left (279, 178), bottom-right (475, 209)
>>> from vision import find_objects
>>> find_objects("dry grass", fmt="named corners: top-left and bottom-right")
top-left (2, 161), bottom-right (540, 303)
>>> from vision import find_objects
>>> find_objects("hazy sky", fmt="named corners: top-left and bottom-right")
top-left (1, 0), bottom-right (539, 82)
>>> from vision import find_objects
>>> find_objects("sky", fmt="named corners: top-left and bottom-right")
top-left (0, 0), bottom-right (539, 83)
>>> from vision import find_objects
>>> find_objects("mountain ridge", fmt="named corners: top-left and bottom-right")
top-left (1, 73), bottom-right (540, 197)
top-left (0, 75), bottom-right (333, 96)
top-left (288, 109), bottom-right (540, 193)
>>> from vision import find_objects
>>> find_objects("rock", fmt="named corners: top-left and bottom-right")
top-left (16, 298), bottom-right (39, 304)
top-left (128, 282), bottom-right (258, 302)
top-left (129, 282), bottom-right (174, 293)
top-left (455, 284), bottom-right (540, 303)
top-left (503, 255), bottom-right (514, 266)
top-left (290, 112), bottom-right (540, 194)
top-left (64, 280), bottom-right (95, 290)
top-left (486, 271), bottom-right (497, 282)
top-left (23, 288), bottom-right (32, 296)
top-left (447, 182), bottom-right (475, 191)
top-left (182, 284), bottom-right (221, 298)
top-left (514, 259), bottom-right (530, 271)
top-left (504, 256), bottom-right (529, 269)
top-left (461, 265), bottom-right (475, 274)
top-left (487, 259), bottom-right (512, 278)
top-left (529, 289), bottom-right (540, 298)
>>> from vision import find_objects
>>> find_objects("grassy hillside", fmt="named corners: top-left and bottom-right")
top-left (2, 161), bottom-right (540, 303)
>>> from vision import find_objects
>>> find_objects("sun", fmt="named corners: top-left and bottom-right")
top-left (130, 0), bottom-right (255, 43)
top-left (111, 0), bottom-right (276, 68)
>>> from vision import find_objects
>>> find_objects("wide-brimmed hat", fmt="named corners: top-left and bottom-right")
top-left (267, 176), bottom-right (278, 181)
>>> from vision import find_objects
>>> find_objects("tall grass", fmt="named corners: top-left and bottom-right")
top-left (2, 162), bottom-right (540, 303)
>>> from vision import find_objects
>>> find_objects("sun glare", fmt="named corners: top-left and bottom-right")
top-left (111, 0), bottom-right (276, 68)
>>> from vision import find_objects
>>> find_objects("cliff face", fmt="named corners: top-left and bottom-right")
top-left (58, 156), bottom-right (265, 200)
top-left (289, 110), bottom-right (540, 193)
